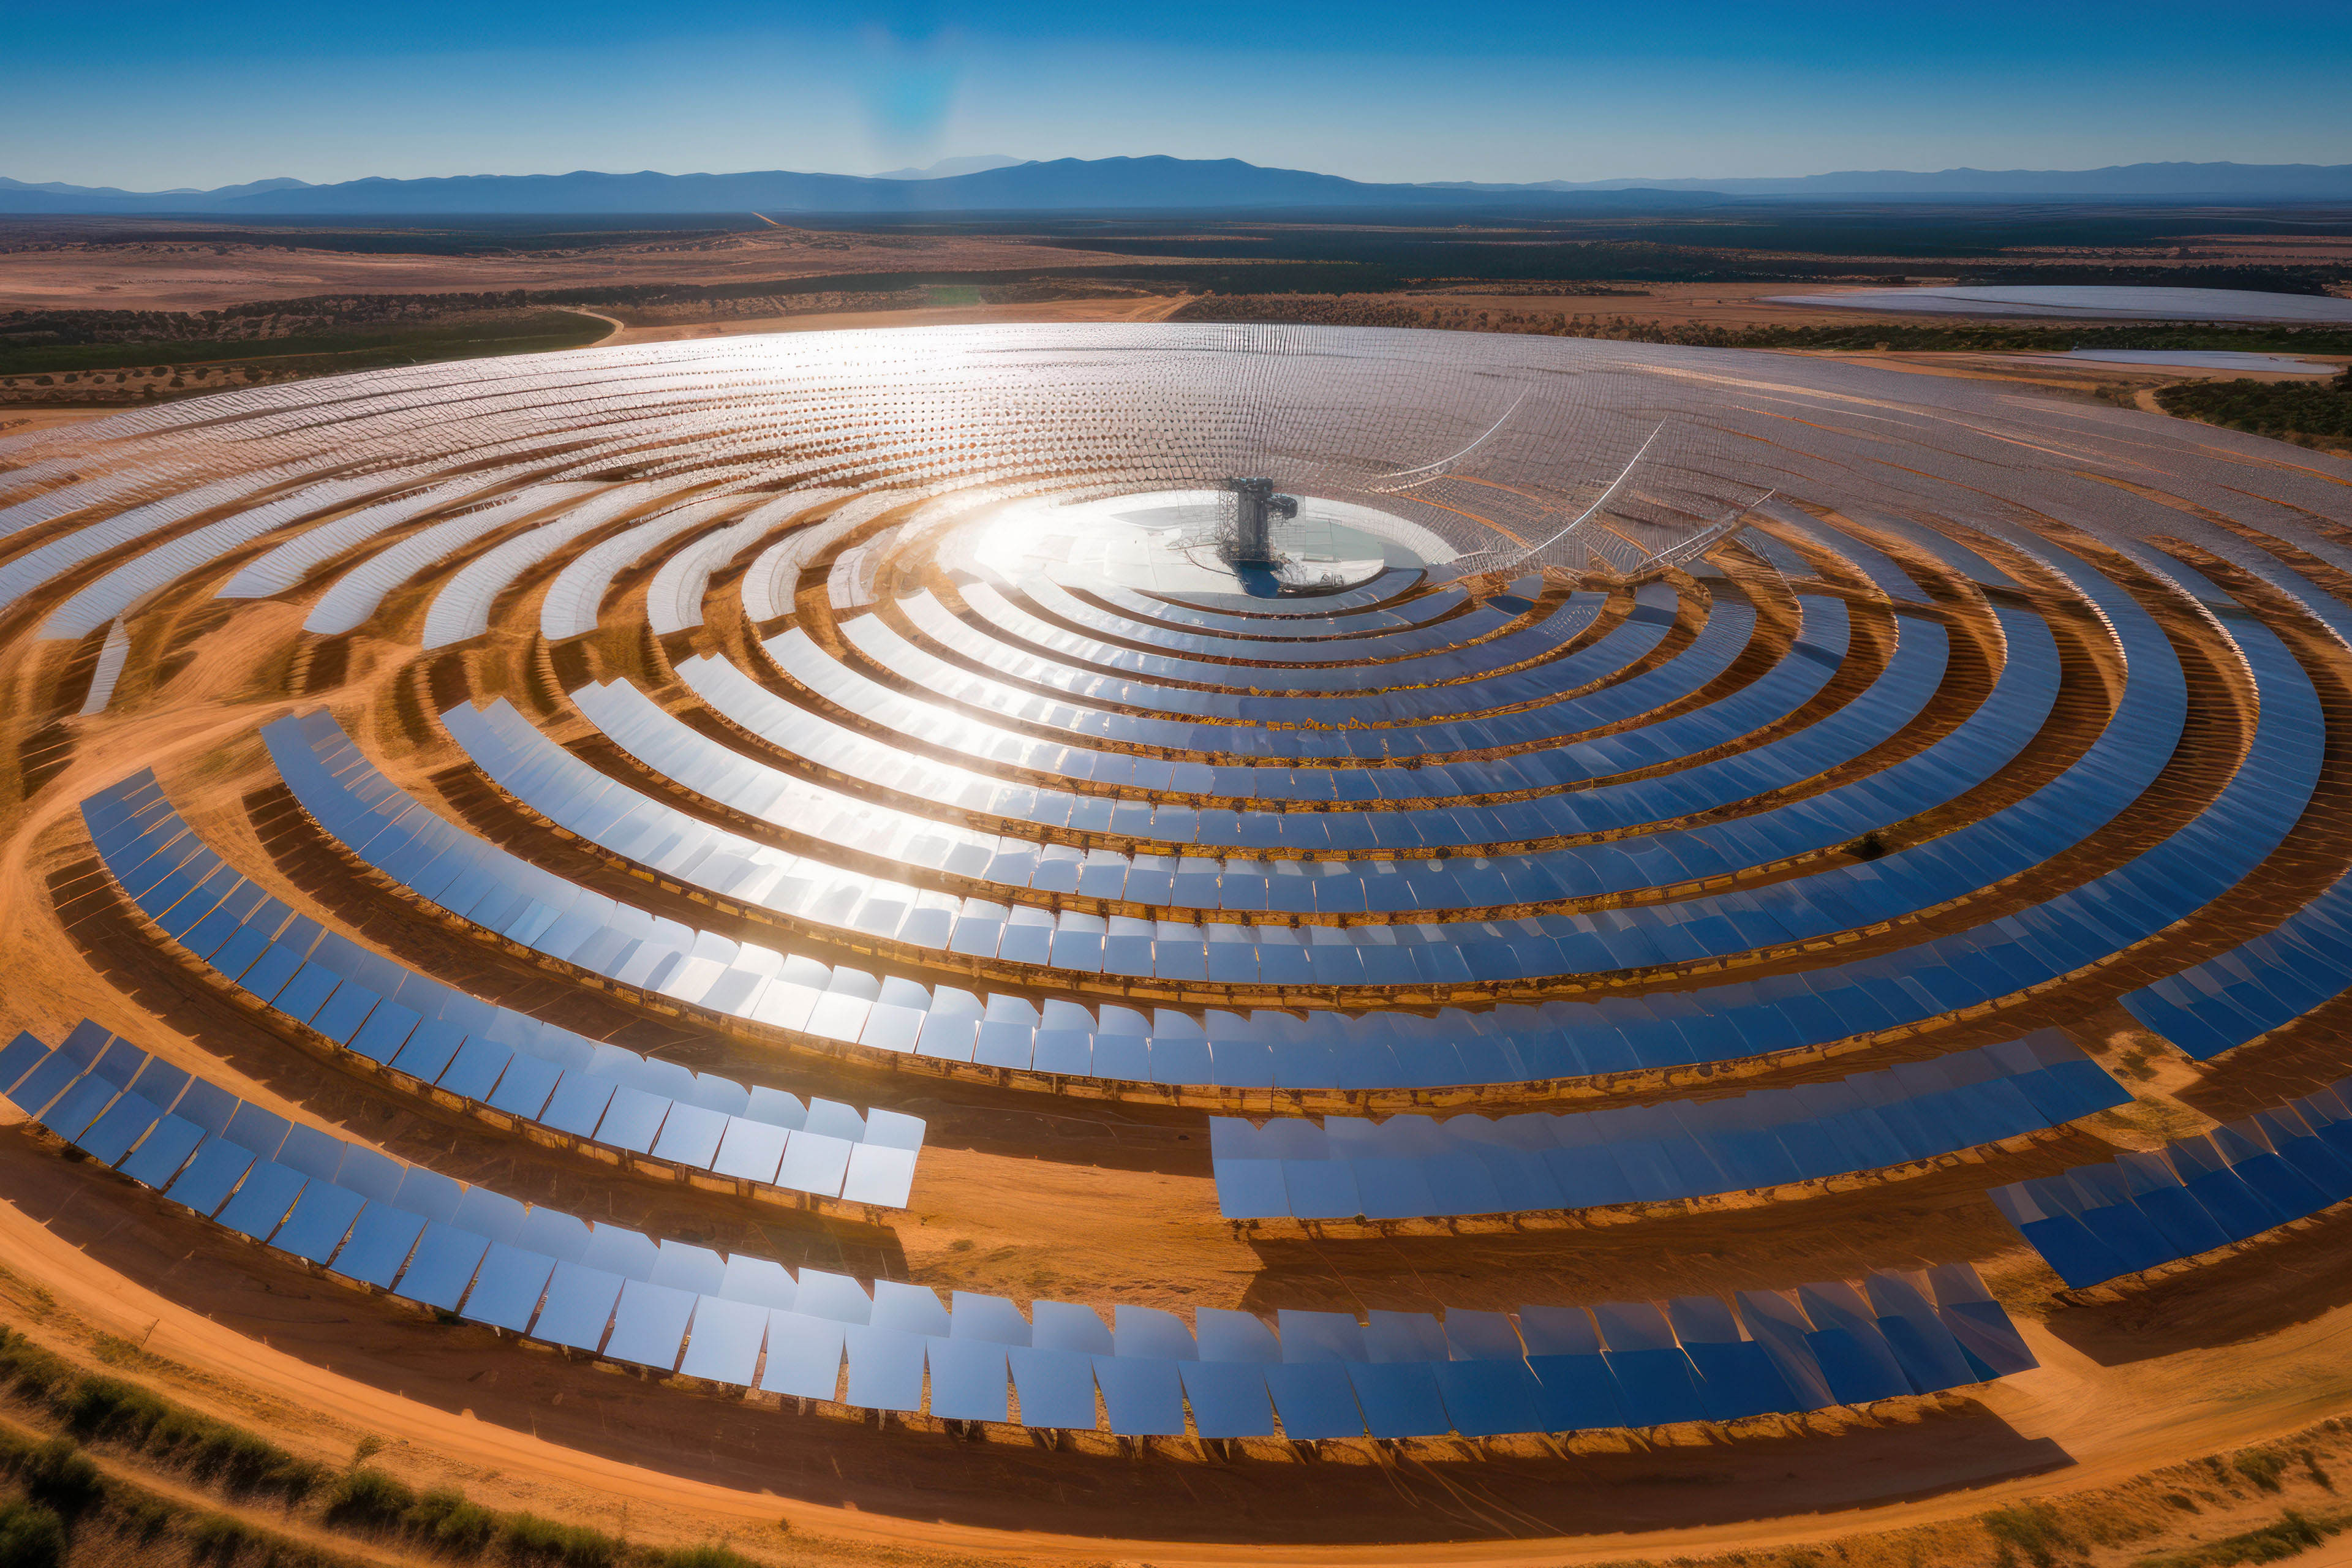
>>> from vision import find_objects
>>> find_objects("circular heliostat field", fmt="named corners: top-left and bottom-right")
top-left (4, 323), bottom-right (2352, 1559)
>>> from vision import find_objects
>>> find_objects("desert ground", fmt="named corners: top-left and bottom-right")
top-left (586, 292), bottom-right (1197, 345)
top-left (9, 213), bottom-right (2348, 437)
top-left (7, 213), bottom-right (2346, 318)
top-left (0, 219), bottom-right (1152, 315)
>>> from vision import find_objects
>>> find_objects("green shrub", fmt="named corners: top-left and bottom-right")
top-left (114, 1491), bottom-right (174, 1544)
top-left (0, 1332), bottom-right (73, 1403)
top-left (2132, 1507), bottom-right (2339, 1567)
top-left (499, 1512), bottom-right (624, 1567)
top-left (2158, 378), bottom-right (2352, 445)
top-left (51, 1368), bottom-right (321, 1501)
top-left (20, 1438), bottom-right (101, 1518)
top-left (655, 1548), bottom-right (760, 1568)
top-left (184, 1512), bottom-right (264, 1565)
top-left (411, 1485), bottom-right (498, 1554)
top-left (323, 1466), bottom-right (417, 1529)
top-left (1983, 1501), bottom-right (2076, 1568)
top-left (0, 1329), bottom-right (696, 1567)
top-left (2234, 1452), bottom-right (2288, 1493)
top-left (0, 1501), bottom-right (67, 1568)
top-left (63, 1374), bottom-right (169, 1443)
top-left (149, 1411), bottom-right (323, 1501)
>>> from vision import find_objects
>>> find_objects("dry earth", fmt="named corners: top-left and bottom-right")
top-left (0, 222), bottom-right (1158, 314)
top-left (591, 293), bottom-right (1197, 346)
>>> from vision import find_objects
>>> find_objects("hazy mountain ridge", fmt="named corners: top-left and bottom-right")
top-left (870, 154), bottom-right (1030, 179)
top-left (0, 174), bottom-right (315, 203)
top-left (1458, 160), bottom-right (2352, 197)
top-left (4, 156), bottom-right (2348, 216)
top-left (0, 156), bottom-right (1715, 216)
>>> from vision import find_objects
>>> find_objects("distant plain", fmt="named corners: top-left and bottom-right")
top-left (7, 200), bottom-right (2348, 450)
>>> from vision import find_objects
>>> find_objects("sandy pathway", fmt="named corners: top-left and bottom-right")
top-left (554, 306), bottom-right (628, 345)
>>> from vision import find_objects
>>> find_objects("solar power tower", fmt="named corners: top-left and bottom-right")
top-left (1221, 475), bottom-right (1298, 564)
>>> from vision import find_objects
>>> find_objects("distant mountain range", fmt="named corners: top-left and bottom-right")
top-left (869, 154), bottom-right (1029, 180)
top-left (4, 156), bottom-right (2349, 216)
top-left (1454, 161), bottom-right (2352, 198)
top-left (0, 157), bottom-right (1716, 216)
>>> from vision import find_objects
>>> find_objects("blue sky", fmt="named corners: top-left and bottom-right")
top-left (8, 1), bottom-right (2350, 189)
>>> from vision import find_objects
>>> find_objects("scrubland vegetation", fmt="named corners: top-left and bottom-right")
top-left (2158, 366), bottom-right (2352, 448)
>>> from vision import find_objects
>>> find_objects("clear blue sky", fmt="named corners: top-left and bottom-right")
top-left (8, 0), bottom-right (2349, 189)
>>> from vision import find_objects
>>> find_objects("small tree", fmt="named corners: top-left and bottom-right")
top-left (0, 1501), bottom-right (68, 1568)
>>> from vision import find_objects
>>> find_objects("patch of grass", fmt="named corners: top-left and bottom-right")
top-left (0, 1331), bottom-right (75, 1404)
top-left (0, 1272), bottom-right (56, 1324)
top-left (652, 1548), bottom-right (763, 1568)
top-left (499, 1511), bottom-right (627, 1567)
top-left (0, 310), bottom-right (608, 377)
top-left (0, 1434), bottom-right (99, 1525)
top-left (2234, 1451), bottom-right (2289, 1493)
top-left (322, 1466), bottom-right (416, 1530)
top-left (0, 1382), bottom-right (380, 1568)
top-left (317, 1467), bottom-right (517, 1558)
top-left (17, 1438), bottom-right (101, 1519)
top-left (0, 1333), bottom-right (323, 1504)
top-left (1983, 1501), bottom-right (2079, 1567)
top-left (0, 1500), bottom-right (67, 1568)
top-left (63, 1374), bottom-right (323, 1501)
top-left (165, 1505), bottom-right (374, 1568)
top-left (2157, 368), bottom-right (2352, 448)
top-left (2132, 1507), bottom-right (2348, 1567)
top-left (1170, 293), bottom-right (2352, 357)
top-left (111, 1490), bottom-right (174, 1545)
top-left (410, 1485), bottom-right (498, 1555)
top-left (0, 1329), bottom-right (771, 1568)
top-left (182, 1512), bottom-right (266, 1564)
